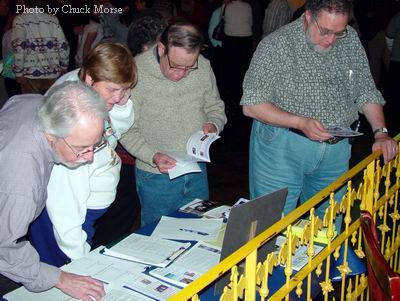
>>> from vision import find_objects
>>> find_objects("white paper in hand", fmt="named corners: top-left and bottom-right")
top-left (327, 127), bottom-right (363, 137)
top-left (167, 152), bottom-right (202, 180)
top-left (166, 130), bottom-right (220, 179)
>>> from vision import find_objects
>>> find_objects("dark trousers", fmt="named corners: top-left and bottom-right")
top-left (91, 163), bottom-right (141, 248)
top-left (4, 78), bottom-right (21, 98)
top-left (221, 35), bottom-right (253, 125)
top-left (208, 45), bottom-right (224, 92)
top-left (0, 274), bottom-right (20, 297)
top-left (384, 61), bottom-right (400, 131)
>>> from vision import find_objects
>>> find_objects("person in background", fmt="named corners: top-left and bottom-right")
top-left (262, 0), bottom-right (292, 37)
top-left (241, 0), bottom-right (398, 227)
top-left (99, 0), bottom-right (130, 43)
top-left (28, 43), bottom-right (138, 267)
top-left (1, 0), bottom-right (20, 99)
top-left (131, 0), bottom-right (161, 25)
top-left (248, 0), bottom-right (263, 46)
top-left (75, 1), bottom-right (104, 67)
top-left (0, 81), bottom-right (108, 300)
top-left (52, 0), bottom-right (81, 71)
top-left (151, 0), bottom-right (177, 22)
top-left (221, 0), bottom-right (253, 123)
top-left (386, 10), bottom-right (400, 114)
top-left (207, 0), bottom-right (227, 87)
top-left (120, 20), bottom-right (226, 226)
top-left (11, 0), bottom-right (69, 94)
top-left (127, 15), bottom-right (164, 56)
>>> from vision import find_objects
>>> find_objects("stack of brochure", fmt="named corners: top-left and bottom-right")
top-left (179, 198), bottom-right (250, 219)
top-left (102, 233), bottom-right (191, 267)
top-left (179, 198), bottom-right (222, 216)
top-left (150, 241), bottom-right (221, 287)
top-left (275, 236), bottom-right (324, 271)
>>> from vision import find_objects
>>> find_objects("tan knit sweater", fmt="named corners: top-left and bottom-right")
top-left (120, 47), bottom-right (227, 174)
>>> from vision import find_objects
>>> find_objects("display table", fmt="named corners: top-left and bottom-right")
top-left (4, 211), bottom-right (324, 300)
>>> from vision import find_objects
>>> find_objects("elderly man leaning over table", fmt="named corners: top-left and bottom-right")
top-left (0, 82), bottom-right (108, 301)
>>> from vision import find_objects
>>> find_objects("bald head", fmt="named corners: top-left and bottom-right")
top-left (159, 20), bottom-right (204, 54)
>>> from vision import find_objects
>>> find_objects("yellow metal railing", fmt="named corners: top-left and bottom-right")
top-left (168, 134), bottom-right (400, 301)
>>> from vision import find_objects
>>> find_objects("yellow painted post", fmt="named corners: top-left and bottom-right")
top-left (245, 249), bottom-right (257, 301)
top-left (306, 209), bottom-right (315, 301)
top-left (364, 160), bottom-right (376, 214)
top-left (340, 182), bottom-right (353, 301)
top-left (285, 226), bottom-right (293, 301)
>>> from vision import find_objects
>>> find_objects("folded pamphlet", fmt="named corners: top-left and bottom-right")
top-left (149, 242), bottom-right (221, 288)
top-left (178, 198), bottom-right (221, 216)
top-left (168, 130), bottom-right (220, 179)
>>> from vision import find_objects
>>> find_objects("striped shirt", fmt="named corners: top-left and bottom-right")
top-left (262, 0), bottom-right (292, 37)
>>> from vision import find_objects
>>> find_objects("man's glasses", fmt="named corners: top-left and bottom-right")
top-left (166, 52), bottom-right (198, 72)
top-left (313, 17), bottom-right (348, 39)
top-left (62, 135), bottom-right (108, 158)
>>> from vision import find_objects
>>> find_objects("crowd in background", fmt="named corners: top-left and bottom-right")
top-left (1, 0), bottom-right (400, 115)
top-left (0, 0), bottom-right (400, 298)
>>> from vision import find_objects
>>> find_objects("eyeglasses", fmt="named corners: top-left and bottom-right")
top-left (313, 17), bottom-right (348, 39)
top-left (166, 52), bottom-right (198, 72)
top-left (62, 135), bottom-right (108, 158)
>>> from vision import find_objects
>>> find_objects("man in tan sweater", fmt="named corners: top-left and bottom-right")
top-left (121, 20), bottom-right (226, 226)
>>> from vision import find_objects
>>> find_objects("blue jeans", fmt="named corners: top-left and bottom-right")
top-left (136, 163), bottom-right (209, 226)
top-left (249, 121), bottom-right (351, 224)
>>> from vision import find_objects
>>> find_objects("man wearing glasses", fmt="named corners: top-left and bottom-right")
top-left (28, 43), bottom-right (138, 271)
top-left (0, 82), bottom-right (108, 300)
top-left (241, 0), bottom-right (398, 223)
top-left (121, 20), bottom-right (227, 226)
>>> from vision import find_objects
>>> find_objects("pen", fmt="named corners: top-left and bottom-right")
top-left (179, 228), bottom-right (209, 236)
top-left (93, 278), bottom-right (109, 285)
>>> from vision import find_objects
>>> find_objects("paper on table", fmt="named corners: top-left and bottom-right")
top-left (62, 246), bottom-right (148, 284)
top-left (203, 223), bottom-right (227, 248)
top-left (151, 216), bottom-right (223, 241)
top-left (275, 236), bottom-right (324, 271)
top-left (203, 198), bottom-right (250, 219)
top-left (178, 198), bottom-right (222, 216)
top-left (4, 247), bottom-right (154, 301)
top-left (149, 241), bottom-right (221, 287)
top-left (327, 127), bottom-right (363, 137)
top-left (102, 233), bottom-right (191, 267)
top-left (4, 283), bottom-right (156, 301)
top-left (122, 273), bottom-right (180, 300)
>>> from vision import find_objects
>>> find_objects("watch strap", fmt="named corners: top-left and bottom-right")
top-left (373, 127), bottom-right (388, 136)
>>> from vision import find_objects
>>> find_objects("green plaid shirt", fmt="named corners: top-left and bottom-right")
top-left (241, 17), bottom-right (385, 128)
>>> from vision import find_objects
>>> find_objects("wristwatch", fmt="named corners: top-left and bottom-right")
top-left (373, 127), bottom-right (388, 136)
